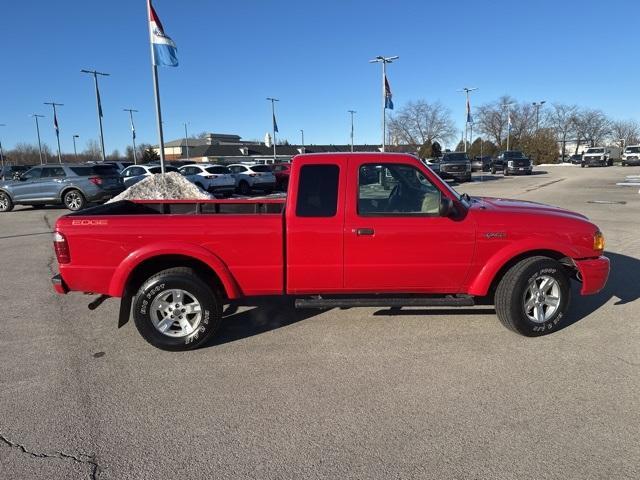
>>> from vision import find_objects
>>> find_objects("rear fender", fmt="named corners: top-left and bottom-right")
top-left (467, 241), bottom-right (577, 297)
top-left (107, 242), bottom-right (242, 299)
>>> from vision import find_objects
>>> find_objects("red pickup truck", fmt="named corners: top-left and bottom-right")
top-left (52, 153), bottom-right (609, 350)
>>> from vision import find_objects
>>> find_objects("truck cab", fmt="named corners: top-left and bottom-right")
top-left (582, 146), bottom-right (621, 167)
top-left (621, 145), bottom-right (640, 166)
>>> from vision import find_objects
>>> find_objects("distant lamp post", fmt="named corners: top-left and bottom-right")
top-left (72, 135), bottom-right (80, 159)
top-left (458, 87), bottom-right (478, 152)
top-left (123, 108), bottom-right (138, 164)
top-left (266, 97), bottom-right (279, 161)
top-left (369, 55), bottom-right (399, 152)
top-left (81, 69), bottom-right (110, 161)
top-left (532, 100), bottom-right (546, 131)
top-left (300, 129), bottom-right (304, 150)
top-left (501, 102), bottom-right (516, 150)
top-left (44, 102), bottom-right (64, 163)
top-left (0, 123), bottom-right (6, 169)
top-left (30, 114), bottom-right (45, 165)
top-left (348, 110), bottom-right (356, 152)
top-left (183, 122), bottom-right (190, 162)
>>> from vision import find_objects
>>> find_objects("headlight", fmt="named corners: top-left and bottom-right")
top-left (593, 231), bottom-right (605, 253)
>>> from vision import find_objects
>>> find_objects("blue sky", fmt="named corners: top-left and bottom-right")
top-left (1, 0), bottom-right (638, 154)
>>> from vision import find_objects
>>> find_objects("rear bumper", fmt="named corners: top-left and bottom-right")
top-left (52, 273), bottom-right (69, 294)
top-left (575, 256), bottom-right (610, 295)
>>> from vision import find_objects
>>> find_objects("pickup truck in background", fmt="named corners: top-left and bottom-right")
top-left (621, 145), bottom-right (640, 166)
top-left (52, 153), bottom-right (609, 351)
top-left (581, 146), bottom-right (621, 167)
top-left (491, 151), bottom-right (533, 175)
top-left (425, 152), bottom-right (472, 183)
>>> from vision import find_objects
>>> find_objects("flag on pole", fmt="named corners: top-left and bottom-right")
top-left (273, 113), bottom-right (279, 133)
top-left (130, 118), bottom-right (136, 140)
top-left (466, 97), bottom-right (473, 124)
top-left (97, 88), bottom-right (103, 118)
top-left (54, 111), bottom-right (59, 135)
top-left (149, 0), bottom-right (178, 67)
top-left (384, 74), bottom-right (394, 110)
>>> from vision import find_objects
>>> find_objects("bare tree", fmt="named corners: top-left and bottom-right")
top-left (609, 119), bottom-right (640, 148)
top-left (547, 104), bottom-right (578, 160)
top-left (388, 100), bottom-right (457, 149)
top-left (574, 109), bottom-right (610, 151)
top-left (83, 139), bottom-right (103, 160)
top-left (474, 95), bottom-right (514, 147)
top-left (5, 143), bottom-right (53, 165)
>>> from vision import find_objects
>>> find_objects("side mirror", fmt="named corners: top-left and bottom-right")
top-left (439, 196), bottom-right (454, 217)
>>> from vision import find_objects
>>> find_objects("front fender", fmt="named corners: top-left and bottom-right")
top-left (107, 241), bottom-right (242, 299)
top-left (467, 241), bottom-right (578, 297)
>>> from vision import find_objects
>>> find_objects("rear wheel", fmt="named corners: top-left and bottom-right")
top-left (133, 267), bottom-right (222, 351)
top-left (63, 189), bottom-right (86, 211)
top-left (491, 166), bottom-right (496, 174)
top-left (238, 180), bottom-right (251, 195)
top-left (0, 192), bottom-right (13, 212)
top-left (495, 256), bottom-right (570, 336)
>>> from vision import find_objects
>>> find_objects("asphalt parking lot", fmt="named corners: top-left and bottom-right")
top-left (1, 165), bottom-right (639, 480)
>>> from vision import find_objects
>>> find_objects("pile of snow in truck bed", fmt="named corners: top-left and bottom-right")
top-left (108, 172), bottom-right (213, 202)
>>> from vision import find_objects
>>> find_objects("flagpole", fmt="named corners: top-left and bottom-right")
top-left (148, 0), bottom-right (166, 174)
top-left (369, 55), bottom-right (398, 153)
top-left (267, 97), bottom-right (279, 162)
top-left (124, 108), bottom-right (138, 164)
top-left (81, 70), bottom-right (109, 162)
top-left (45, 102), bottom-right (64, 164)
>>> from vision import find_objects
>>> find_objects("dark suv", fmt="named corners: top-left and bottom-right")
top-left (0, 164), bottom-right (124, 212)
top-left (428, 152), bottom-right (472, 182)
top-left (491, 151), bottom-right (532, 175)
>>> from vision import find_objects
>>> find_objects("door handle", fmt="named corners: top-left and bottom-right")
top-left (355, 228), bottom-right (375, 236)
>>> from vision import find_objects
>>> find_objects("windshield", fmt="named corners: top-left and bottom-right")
top-left (149, 166), bottom-right (179, 174)
top-left (442, 153), bottom-right (468, 162)
top-left (250, 165), bottom-right (272, 172)
top-left (205, 166), bottom-right (231, 174)
top-left (504, 151), bottom-right (525, 158)
top-left (586, 148), bottom-right (604, 154)
top-left (625, 146), bottom-right (640, 153)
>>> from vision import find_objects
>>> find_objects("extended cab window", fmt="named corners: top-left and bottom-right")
top-left (296, 164), bottom-right (339, 217)
top-left (358, 163), bottom-right (441, 216)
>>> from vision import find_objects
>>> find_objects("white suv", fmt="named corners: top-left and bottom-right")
top-left (227, 164), bottom-right (276, 195)
top-left (179, 164), bottom-right (236, 197)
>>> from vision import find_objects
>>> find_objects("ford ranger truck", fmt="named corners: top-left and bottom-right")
top-left (51, 153), bottom-right (610, 351)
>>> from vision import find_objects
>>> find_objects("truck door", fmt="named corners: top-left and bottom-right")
top-left (285, 158), bottom-right (347, 294)
top-left (343, 158), bottom-right (475, 293)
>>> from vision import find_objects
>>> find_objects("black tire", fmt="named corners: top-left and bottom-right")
top-left (581, 163), bottom-right (585, 168)
top-left (504, 170), bottom-right (509, 176)
top-left (63, 189), bottom-right (86, 211)
top-left (491, 166), bottom-right (496, 174)
top-left (494, 256), bottom-right (571, 336)
top-left (0, 191), bottom-right (13, 212)
top-left (133, 267), bottom-right (222, 351)
top-left (238, 180), bottom-right (251, 195)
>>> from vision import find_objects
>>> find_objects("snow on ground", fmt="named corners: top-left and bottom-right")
top-left (108, 172), bottom-right (213, 202)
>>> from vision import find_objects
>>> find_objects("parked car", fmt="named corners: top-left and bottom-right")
top-left (120, 164), bottom-right (180, 187)
top-left (425, 152), bottom-right (472, 182)
top-left (0, 164), bottom-right (123, 212)
top-left (569, 154), bottom-right (583, 165)
top-left (621, 145), bottom-right (640, 166)
top-left (271, 163), bottom-right (292, 190)
top-left (227, 163), bottom-right (277, 195)
top-left (0, 165), bottom-right (33, 181)
top-left (581, 146), bottom-right (621, 167)
top-left (491, 151), bottom-right (533, 175)
top-left (178, 164), bottom-right (236, 196)
top-left (102, 161), bottom-right (133, 173)
top-left (51, 152), bottom-right (609, 350)
top-left (472, 156), bottom-right (493, 172)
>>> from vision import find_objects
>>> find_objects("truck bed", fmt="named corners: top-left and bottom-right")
top-left (57, 199), bottom-right (286, 297)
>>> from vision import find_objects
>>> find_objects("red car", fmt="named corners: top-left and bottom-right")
top-left (271, 162), bottom-right (291, 190)
top-left (52, 153), bottom-right (609, 350)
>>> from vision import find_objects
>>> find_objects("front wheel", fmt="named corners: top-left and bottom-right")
top-left (133, 267), bottom-right (222, 351)
top-left (238, 180), bottom-right (251, 196)
top-left (494, 256), bottom-right (571, 336)
top-left (0, 191), bottom-right (14, 212)
top-left (63, 189), bottom-right (86, 211)
top-left (491, 166), bottom-right (496, 174)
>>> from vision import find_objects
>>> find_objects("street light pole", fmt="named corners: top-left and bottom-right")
top-left (183, 122), bottom-right (190, 162)
top-left (267, 97), bottom-right (279, 162)
top-left (348, 110), bottom-right (356, 152)
top-left (501, 102), bottom-right (515, 151)
top-left (123, 108), bottom-right (138, 164)
top-left (300, 129), bottom-right (304, 149)
top-left (44, 102), bottom-right (64, 163)
top-left (30, 114), bottom-right (45, 165)
top-left (72, 135), bottom-right (80, 160)
top-left (532, 100), bottom-right (546, 131)
top-left (369, 55), bottom-right (399, 152)
top-left (458, 87), bottom-right (478, 152)
top-left (0, 124), bottom-right (5, 170)
top-left (81, 69), bottom-right (110, 161)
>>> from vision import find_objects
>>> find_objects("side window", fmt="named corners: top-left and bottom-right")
top-left (22, 167), bottom-right (42, 180)
top-left (358, 163), bottom-right (441, 216)
top-left (296, 164), bottom-right (339, 217)
top-left (42, 167), bottom-right (66, 178)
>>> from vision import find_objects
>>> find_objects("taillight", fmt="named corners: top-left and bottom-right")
top-left (204, 175), bottom-right (218, 179)
top-left (593, 231), bottom-right (605, 254)
top-left (53, 231), bottom-right (71, 264)
top-left (89, 176), bottom-right (103, 185)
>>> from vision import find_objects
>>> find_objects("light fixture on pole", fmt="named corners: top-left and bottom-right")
top-left (30, 114), bottom-right (45, 165)
top-left (183, 122), bottom-right (190, 162)
top-left (267, 97), bottom-right (279, 162)
top-left (81, 69), bottom-right (110, 161)
top-left (0, 124), bottom-right (5, 170)
top-left (348, 110), bottom-right (357, 152)
top-left (501, 102), bottom-right (516, 150)
top-left (532, 100), bottom-right (546, 131)
top-left (44, 102), bottom-right (64, 163)
top-left (72, 134), bottom-right (80, 159)
top-left (458, 87), bottom-right (478, 152)
top-left (123, 108), bottom-right (138, 164)
top-left (369, 55), bottom-right (399, 152)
